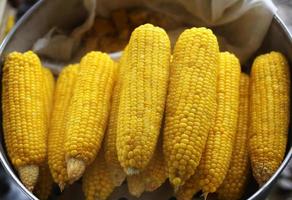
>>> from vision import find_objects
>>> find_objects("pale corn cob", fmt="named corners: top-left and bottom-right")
top-left (163, 27), bottom-right (219, 188)
top-left (104, 49), bottom-right (128, 186)
top-left (116, 24), bottom-right (171, 174)
top-left (249, 51), bottom-right (290, 185)
top-left (143, 137), bottom-right (167, 192)
top-left (34, 165), bottom-right (53, 200)
top-left (177, 52), bottom-right (240, 199)
top-left (2, 51), bottom-right (47, 190)
top-left (65, 52), bottom-right (116, 183)
top-left (127, 174), bottom-right (145, 198)
top-left (217, 73), bottom-right (250, 200)
top-left (82, 149), bottom-right (115, 200)
top-left (48, 64), bottom-right (79, 190)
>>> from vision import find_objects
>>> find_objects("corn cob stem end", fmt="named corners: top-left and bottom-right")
top-left (67, 158), bottom-right (86, 184)
top-left (18, 165), bottom-right (39, 191)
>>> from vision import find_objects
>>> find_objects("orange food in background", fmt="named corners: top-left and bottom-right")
top-left (82, 7), bottom-right (180, 53)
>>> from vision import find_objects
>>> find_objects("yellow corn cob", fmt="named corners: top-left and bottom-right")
top-left (163, 27), bottom-right (219, 188)
top-left (2, 51), bottom-right (47, 190)
top-left (197, 52), bottom-right (240, 196)
top-left (83, 149), bottom-right (115, 200)
top-left (33, 67), bottom-right (55, 200)
top-left (177, 52), bottom-right (240, 199)
top-left (217, 73), bottom-right (250, 200)
top-left (103, 49), bottom-right (128, 186)
top-left (34, 165), bottom-right (53, 200)
top-left (249, 51), bottom-right (290, 185)
top-left (116, 24), bottom-right (171, 175)
top-left (42, 67), bottom-right (55, 120)
top-left (127, 174), bottom-right (145, 198)
top-left (65, 52), bottom-right (116, 183)
top-left (143, 137), bottom-right (167, 192)
top-left (48, 64), bottom-right (79, 190)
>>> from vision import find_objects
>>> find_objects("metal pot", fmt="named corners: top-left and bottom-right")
top-left (0, 0), bottom-right (291, 199)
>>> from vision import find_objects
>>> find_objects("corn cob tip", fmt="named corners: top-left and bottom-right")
top-left (59, 183), bottom-right (65, 192)
top-left (131, 191), bottom-right (143, 198)
top-left (145, 182), bottom-right (156, 192)
top-left (203, 192), bottom-right (208, 200)
top-left (144, 179), bottom-right (164, 192)
top-left (128, 184), bottom-right (144, 198)
top-left (127, 174), bottom-right (145, 198)
top-left (67, 158), bottom-right (86, 183)
top-left (126, 168), bottom-right (140, 175)
top-left (18, 165), bottom-right (39, 191)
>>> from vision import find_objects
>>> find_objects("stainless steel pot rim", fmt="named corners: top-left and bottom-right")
top-left (0, 0), bottom-right (42, 56)
top-left (0, 1), bottom-right (291, 199)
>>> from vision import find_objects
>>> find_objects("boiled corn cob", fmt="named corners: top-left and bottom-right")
top-left (116, 24), bottom-right (171, 174)
top-left (82, 149), bottom-right (115, 200)
top-left (217, 73), bottom-right (250, 200)
top-left (2, 51), bottom-right (47, 190)
top-left (65, 52), bottom-right (116, 183)
top-left (249, 51), bottom-right (290, 185)
top-left (42, 67), bottom-right (55, 120)
top-left (34, 165), bottom-right (53, 200)
top-left (163, 27), bottom-right (219, 188)
top-left (33, 67), bottom-right (55, 200)
top-left (104, 49), bottom-right (128, 186)
top-left (143, 137), bottom-right (167, 192)
top-left (197, 52), bottom-right (240, 195)
top-left (177, 52), bottom-right (241, 199)
top-left (127, 174), bottom-right (145, 198)
top-left (48, 64), bottom-right (79, 190)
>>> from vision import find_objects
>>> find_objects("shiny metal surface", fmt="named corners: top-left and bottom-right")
top-left (0, 0), bottom-right (291, 199)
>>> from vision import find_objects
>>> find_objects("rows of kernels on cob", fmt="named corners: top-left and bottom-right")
top-left (64, 51), bottom-right (116, 183)
top-left (177, 51), bottom-right (241, 199)
top-left (2, 51), bottom-right (47, 191)
top-left (249, 52), bottom-right (290, 186)
top-left (116, 24), bottom-right (170, 175)
top-left (1, 24), bottom-right (290, 200)
top-left (48, 64), bottom-right (79, 189)
top-left (163, 27), bottom-right (219, 189)
top-left (216, 73), bottom-right (250, 200)
top-left (33, 67), bottom-right (55, 200)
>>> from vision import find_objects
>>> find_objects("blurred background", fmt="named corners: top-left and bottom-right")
top-left (0, 0), bottom-right (291, 199)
